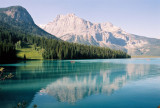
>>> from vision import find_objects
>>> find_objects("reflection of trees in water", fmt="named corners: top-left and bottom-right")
top-left (13, 60), bottom-right (125, 80)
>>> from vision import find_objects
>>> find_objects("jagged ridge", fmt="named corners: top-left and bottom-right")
top-left (40, 14), bottom-right (160, 56)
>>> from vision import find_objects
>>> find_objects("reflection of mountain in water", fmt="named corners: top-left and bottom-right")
top-left (1, 59), bottom-right (160, 107)
top-left (40, 63), bottom-right (152, 103)
top-left (44, 72), bottom-right (123, 103)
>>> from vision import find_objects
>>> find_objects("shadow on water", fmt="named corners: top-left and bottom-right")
top-left (0, 59), bottom-right (160, 108)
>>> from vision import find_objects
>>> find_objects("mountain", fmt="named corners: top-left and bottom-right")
top-left (40, 14), bottom-right (160, 56)
top-left (0, 6), bottom-right (130, 61)
top-left (0, 6), bottom-right (57, 39)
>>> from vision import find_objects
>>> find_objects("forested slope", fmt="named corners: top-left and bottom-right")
top-left (0, 21), bottom-right (130, 61)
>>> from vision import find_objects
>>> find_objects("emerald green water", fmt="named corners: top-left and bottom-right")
top-left (0, 58), bottom-right (160, 108)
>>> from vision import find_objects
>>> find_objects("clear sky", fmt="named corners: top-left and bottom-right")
top-left (0, 0), bottom-right (160, 39)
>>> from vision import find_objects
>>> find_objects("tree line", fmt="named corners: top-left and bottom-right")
top-left (42, 39), bottom-right (130, 59)
top-left (0, 25), bottom-right (131, 60)
top-left (0, 41), bottom-right (16, 60)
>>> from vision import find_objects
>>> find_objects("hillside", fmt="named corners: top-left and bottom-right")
top-left (0, 6), bottom-right (57, 39)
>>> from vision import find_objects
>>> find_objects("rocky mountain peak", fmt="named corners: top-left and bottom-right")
top-left (64, 13), bottom-right (77, 18)
top-left (43, 13), bottom-right (93, 37)
top-left (40, 14), bottom-right (160, 56)
top-left (42, 13), bottom-right (124, 39)
top-left (54, 13), bottom-right (79, 22)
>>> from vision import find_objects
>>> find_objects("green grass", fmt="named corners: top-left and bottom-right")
top-left (16, 44), bottom-right (43, 60)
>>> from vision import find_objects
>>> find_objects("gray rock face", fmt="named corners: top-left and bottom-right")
top-left (40, 14), bottom-right (160, 56)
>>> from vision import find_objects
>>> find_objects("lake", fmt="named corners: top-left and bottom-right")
top-left (0, 58), bottom-right (160, 108)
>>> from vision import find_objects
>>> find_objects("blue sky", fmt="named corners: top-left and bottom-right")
top-left (0, 0), bottom-right (160, 38)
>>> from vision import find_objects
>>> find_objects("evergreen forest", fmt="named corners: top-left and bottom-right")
top-left (0, 21), bottom-right (131, 61)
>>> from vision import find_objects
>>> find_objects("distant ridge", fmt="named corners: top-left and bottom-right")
top-left (40, 13), bottom-right (160, 56)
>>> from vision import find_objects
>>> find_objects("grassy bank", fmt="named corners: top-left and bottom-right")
top-left (16, 44), bottom-right (43, 60)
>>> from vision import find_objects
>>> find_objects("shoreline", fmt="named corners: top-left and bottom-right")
top-left (132, 56), bottom-right (160, 58)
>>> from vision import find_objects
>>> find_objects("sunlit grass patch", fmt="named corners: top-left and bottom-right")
top-left (16, 44), bottom-right (43, 60)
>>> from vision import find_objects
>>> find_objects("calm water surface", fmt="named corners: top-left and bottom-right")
top-left (0, 58), bottom-right (160, 108)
